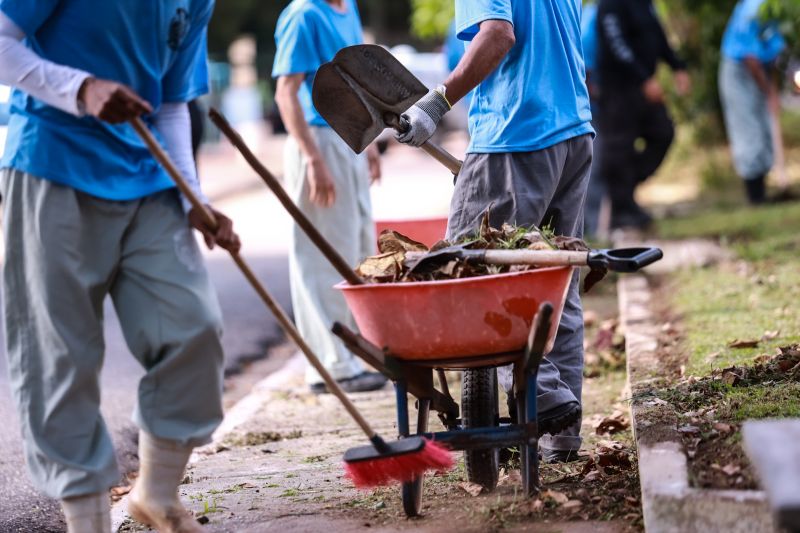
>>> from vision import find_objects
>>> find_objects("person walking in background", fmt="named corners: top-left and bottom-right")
top-left (0, 1), bottom-right (241, 531)
top-left (398, 0), bottom-right (593, 464)
top-left (273, 0), bottom-right (386, 394)
top-left (719, 0), bottom-right (787, 205)
top-left (596, 0), bottom-right (691, 230)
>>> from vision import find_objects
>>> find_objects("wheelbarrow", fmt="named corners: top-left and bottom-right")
top-left (331, 266), bottom-right (576, 517)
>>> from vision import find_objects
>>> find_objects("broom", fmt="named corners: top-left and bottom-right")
top-left (131, 117), bottom-right (453, 488)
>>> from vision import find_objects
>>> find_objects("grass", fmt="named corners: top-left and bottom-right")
top-left (722, 382), bottom-right (800, 421)
top-left (657, 201), bottom-right (800, 375)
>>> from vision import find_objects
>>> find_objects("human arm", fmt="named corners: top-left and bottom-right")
top-left (275, 74), bottom-right (335, 207)
top-left (653, 13), bottom-right (691, 96)
top-left (397, 19), bottom-right (515, 147)
top-left (0, 9), bottom-right (151, 119)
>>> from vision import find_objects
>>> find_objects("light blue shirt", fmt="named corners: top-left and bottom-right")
top-left (582, 3), bottom-right (599, 73)
top-left (456, 0), bottom-right (593, 154)
top-left (272, 0), bottom-right (363, 127)
top-left (0, 0), bottom-right (213, 201)
top-left (722, 0), bottom-right (786, 63)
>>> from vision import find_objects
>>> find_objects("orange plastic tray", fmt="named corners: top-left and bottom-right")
top-left (337, 266), bottom-right (574, 360)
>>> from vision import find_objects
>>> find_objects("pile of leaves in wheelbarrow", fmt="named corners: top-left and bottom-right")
top-left (356, 212), bottom-right (590, 284)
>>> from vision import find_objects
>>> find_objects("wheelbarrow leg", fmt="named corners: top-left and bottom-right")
top-left (402, 397), bottom-right (430, 517)
top-left (516, 372), bottom-right (540, 497)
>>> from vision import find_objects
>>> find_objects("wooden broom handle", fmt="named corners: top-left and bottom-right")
top-left (131, 117), bottom-right (378, 440)
top-left (207, 108), bottom-right (364, 286)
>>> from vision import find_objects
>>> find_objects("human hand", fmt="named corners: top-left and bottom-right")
top-left (307, 158), bottom-right (336, 207)
top-left (189, 205), bottom-right (242, 254)
top-left (642, 77), bottom-right (665, 103)
top-left (674, 71), bottom-right (692, 97)
top-left (396, 89), bottom-right (451, 147)
top-left (78, 77), bottom-right (153, 123)
top-left (366, 144), bottom-right (381, 184)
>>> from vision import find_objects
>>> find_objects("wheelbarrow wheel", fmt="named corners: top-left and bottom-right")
top-left (462, 368), bottom-right (499, 491)
top-left (402, 398), bottom-right (430, 517)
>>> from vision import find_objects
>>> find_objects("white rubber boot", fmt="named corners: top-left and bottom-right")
top-left (61, 493), bottom-right (111, 533)
top-left (128, 431), bottom-right (202, 533)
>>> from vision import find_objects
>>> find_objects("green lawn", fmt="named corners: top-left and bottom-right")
top-left (657, 201), bottom-right (800, 375)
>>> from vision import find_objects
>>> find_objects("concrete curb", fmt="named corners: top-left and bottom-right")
top-left (110, 354), bottom-right (305, 532)
top-left (618, 275), bottom-right (777, 533)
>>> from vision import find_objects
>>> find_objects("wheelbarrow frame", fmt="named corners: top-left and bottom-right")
top-left (332, 302), bottom-right (555, 517)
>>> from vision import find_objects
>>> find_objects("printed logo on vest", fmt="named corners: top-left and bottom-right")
top-left (168, 8), bottom-right (190, 50)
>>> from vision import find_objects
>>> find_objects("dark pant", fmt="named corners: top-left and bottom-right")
top-left (596, 87), bottom-right (674, 227)
top-left (447, 134), bottom-right (592, 451)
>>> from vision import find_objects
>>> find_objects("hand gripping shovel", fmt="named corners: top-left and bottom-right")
top-left (131, 117), bottom-right (452, 487)
top-left (312, 44), bottom-right (463, 175)
top-left (404, 245), bottom-right (664, 276)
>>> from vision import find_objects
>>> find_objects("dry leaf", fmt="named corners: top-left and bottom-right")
top-left (497, 469), bottom-right (522, 487)
top-left (721, 463), bottom-right (742, 476)
top-left (678, 425), bottom-right (701, 435)
top-left (712, 422), bottom-right (732, 434)
top-left (458, 481), bottom-right (483, 497)
top-left (594, 411), bottom-right (630, 436)
top-left (541, 490), bottom-right (569, 505)
top-left (377, 230), bottom-right (427, 254)
top-left (530, 499), bottom-right (545, 512)
top-left (728, 339), bottom-right (760, 349)
top-left (762, 330), bottom-right (780, 341)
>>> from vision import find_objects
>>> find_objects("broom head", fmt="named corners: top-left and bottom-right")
top-left (344, 436), bottom-right (453, 488)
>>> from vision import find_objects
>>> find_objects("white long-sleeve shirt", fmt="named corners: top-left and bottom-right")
top-left (0, 10), bottom-right (206, 210)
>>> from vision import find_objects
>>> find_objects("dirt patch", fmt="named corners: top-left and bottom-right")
top-left (643, 344), bottom-right (800, 490)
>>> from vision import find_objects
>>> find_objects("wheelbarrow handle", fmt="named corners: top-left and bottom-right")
top-left (588, 247), bottom-right (664, 273)
top-left (394, 115), bottom-right (463, 175)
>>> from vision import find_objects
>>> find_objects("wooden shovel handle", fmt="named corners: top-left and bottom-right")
top-left (483, 250), bottom-right (589, 267)
top-left (420, 141), bottom-right (463, 175)
top-left (131, 117), bottom-right (379, 441)
top-left (207, 108), bottom-right (364, 286)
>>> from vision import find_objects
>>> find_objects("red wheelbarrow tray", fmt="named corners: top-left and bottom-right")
top-left (336, 266), bottom-right (574, 361)
top-left (374, 217), bottom-right (448, 249)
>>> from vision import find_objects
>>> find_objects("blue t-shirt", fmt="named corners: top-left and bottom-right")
top-left (0, 0), bottom-right (213, 201)
top-left (722, 0), bottom-right (786, 63)
top-left (582, 3), bottom-right (599, 73)
top-left (272, 0), bottom-right (363, 127)
top-left (456, 0), bottom-right (594, 154)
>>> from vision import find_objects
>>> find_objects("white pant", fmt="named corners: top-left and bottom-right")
top-left (284, 127), bottom-right (375, 384)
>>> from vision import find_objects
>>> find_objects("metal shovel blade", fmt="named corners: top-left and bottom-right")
top-left (312, 44), bottom-right (427, 153)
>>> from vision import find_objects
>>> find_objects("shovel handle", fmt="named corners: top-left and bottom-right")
top-left (420, 141), bottom-right (463, 175)
top-left (208, 108), bottom-right (363, 286)
top-left (393, 115), bottom-right (462, 175)
top-left (131, 116), bottom-right (380, 442)
top-left (483, 249), bottom-right (589, 267)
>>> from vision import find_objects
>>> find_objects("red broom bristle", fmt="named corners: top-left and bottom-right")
top-left (344, 439), bottom-right (454, 488)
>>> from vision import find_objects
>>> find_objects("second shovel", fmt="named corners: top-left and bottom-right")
top-left (312, 44), bottom-right (463, 175)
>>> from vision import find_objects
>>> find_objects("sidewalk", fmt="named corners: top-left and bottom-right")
top-left (115, 349), bottom-right (635, 533)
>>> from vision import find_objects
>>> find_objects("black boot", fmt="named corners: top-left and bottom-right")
top-left (744, 175), bottom-right (766, 205)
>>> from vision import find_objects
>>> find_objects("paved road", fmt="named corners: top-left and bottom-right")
top-left (0, 185), bottom-right (293, 532)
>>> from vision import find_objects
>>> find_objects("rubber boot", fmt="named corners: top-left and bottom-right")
top-left (744, 175), bottom-right (766, 205)
top-left (61, 493), bottom-right (111, 533)
top-left (128, 431), bottom-right (202, 533)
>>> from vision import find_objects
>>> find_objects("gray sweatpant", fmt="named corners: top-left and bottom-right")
top-left (284, 127), bottom-right (375, 384)
top-left (448, 134), bottom-right (592, 451)
top-left (1, 170), bottom-right (225, 499)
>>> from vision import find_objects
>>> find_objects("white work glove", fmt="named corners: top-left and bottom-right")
top-left (396, 88), bottom-right (451, 147)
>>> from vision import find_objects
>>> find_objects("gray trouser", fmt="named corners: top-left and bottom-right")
top-left (284, 127), bottom-right (375, 384)
top-left (719, 58), bottom-right (774, 181)
top-left (1, 170), bottom-right (225, 499)
top-left (448, 134), bottom-right (592, 451)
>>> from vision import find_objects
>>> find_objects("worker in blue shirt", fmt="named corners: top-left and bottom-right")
top-left (398, 0), bottom-right (593, 467)
top-left (273, 0), bottom-right (386, 395)
top-left (719, 0), bottom-right (787, 204)
top-left (0, 0), bottom-right (240, 531)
